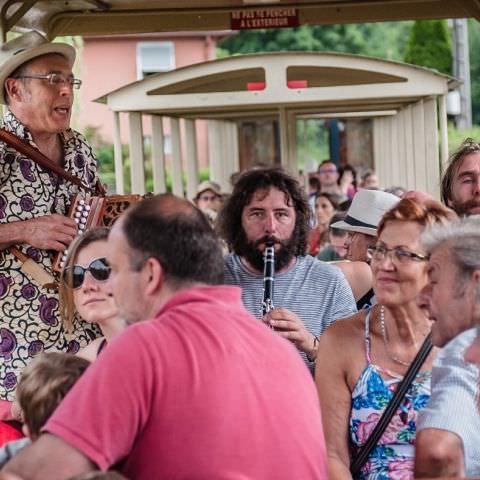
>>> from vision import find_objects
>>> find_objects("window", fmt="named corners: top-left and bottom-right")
top-left (136, 42), bottom-right (175, 80)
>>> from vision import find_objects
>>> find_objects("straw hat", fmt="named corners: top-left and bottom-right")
top-left (331, 189), bottom-right (400, 236)
top-left (0, 30), bottom-right (75, 104)
top-left (196, 180), bottom-right (222, 198)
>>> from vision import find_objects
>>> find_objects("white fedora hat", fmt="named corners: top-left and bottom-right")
top-left (0, 30), bottom-right (75, 104)
top-left (331, 189), bottom-right (400, 236)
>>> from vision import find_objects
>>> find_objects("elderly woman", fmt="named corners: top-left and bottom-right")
top-left (315, 198), bottom-right (454, 479)
top-left (60, 227), bottom-right (125, 361)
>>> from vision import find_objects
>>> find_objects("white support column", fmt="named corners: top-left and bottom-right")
top-left (286, 111), bottom-right (298, 175)
top-left (211, 120), bottom-right (239, 194)
top-left (170, 117), bottom-right (184, 197)
top-left (231, 122), bottom-right (240, 174)
top-left (208, 120), bottom-right (223, 185)
top-left (424, 97), bottom-right (441, 199)
top-left (112, 111), bottom-right (124, 195)
top-left (372, 118), bottom-right (381, 179)
top-left (403, 105), bottom-right (415, 189)
top-left (223, 121), bottom-right (240, 193)
top-left (374, 117), bottom-right (387, 187)
top-left (150, 115), bottom-right (167, 193)
top-left (389, 116), bottom-right (400, 189)
top-left (278, 107), bottom-right (289, 169)
top-left (412, 100), bottom-right (427, 193)
top-left (219, 121), bottom-right (229, 192)
top-left (184, 119), bottom-right (199, 201)
top-left (438, 94), bottom-right (449, 174)
top-left (128, 112), bottom-right (145, 195)
top-left (397, 109), bottom-right (407, 189)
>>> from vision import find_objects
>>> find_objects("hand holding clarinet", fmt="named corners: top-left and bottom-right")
top-left (261, 241), bottom-right (319, 361)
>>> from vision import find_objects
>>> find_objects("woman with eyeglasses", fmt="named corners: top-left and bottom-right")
top-left (59, 227), bottom-right (125, 362)
top-left (315, 198), bottom-right (455, 480)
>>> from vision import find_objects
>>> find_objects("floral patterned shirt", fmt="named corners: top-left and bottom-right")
top-left (0, 111), bottom-right (100, 400)
top-left (349, 308), bottom-right (431, 480)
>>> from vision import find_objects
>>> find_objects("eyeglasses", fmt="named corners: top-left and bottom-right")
top-left (367, 245), bottom-right (430, 264)
top-left (318, 168), bottom-right (337, 174)
top-left (62, 257), bottom-right (111, 289)
top-left (15, 73), bottom-right (82, 89)
top-left (198, 194), bottom-right (219, 202)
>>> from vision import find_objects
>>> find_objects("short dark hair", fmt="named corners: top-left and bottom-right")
top-left (309, 176), bottom-right (320, 190)
top-left (315, 191), bottom-right (341, 210)
top-left (441, 138), bottom-right (480, 205)
top-left (123, 194), bottom-right (224, 286)
top-left (217, 167), bottom-right (311, 255)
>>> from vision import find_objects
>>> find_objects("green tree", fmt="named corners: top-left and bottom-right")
top-left (219, 22), bottom-right (411, 60)
top-left (404, 20), bottom-right (452, 74)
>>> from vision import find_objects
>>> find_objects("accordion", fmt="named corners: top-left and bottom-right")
top-left (53, 194), bottom-right (142, 273)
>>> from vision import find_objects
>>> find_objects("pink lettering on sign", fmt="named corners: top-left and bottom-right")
top-left (231, 9), bottom-right (299, 30)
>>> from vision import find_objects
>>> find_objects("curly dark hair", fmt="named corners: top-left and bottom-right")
top-left (217, 167), bottom-right (311, 256)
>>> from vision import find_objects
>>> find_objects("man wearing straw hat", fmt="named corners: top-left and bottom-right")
top-left (330, 188), bottom-right (399, 309)
top-left (0, 31), bottom-right (100, 412)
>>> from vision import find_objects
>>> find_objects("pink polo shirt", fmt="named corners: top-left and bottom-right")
top-left (45, 285), bottom-right (327, 479)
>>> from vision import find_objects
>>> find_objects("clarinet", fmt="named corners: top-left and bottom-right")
top-left (261, 243), bottom-right (275, 317)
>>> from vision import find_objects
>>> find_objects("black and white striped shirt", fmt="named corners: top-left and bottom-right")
top-left (224, 254), bottom-right (357, 368)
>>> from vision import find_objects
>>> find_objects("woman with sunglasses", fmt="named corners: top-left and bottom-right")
top-left (315, 198), bottom-right (455, 480)
top-left (60, 227), bottom-right (125, 361)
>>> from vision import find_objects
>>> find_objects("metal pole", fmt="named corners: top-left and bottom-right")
top-left (452, 18), bottom-right (472, 130)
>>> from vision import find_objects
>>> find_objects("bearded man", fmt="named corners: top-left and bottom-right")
top-left (217, 167), bottom-right (356, 369)
top-left (441, 138), bottom-right (480, 216)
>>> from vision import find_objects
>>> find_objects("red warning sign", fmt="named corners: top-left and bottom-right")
top-left (231, 9), bottom-right (299, 30)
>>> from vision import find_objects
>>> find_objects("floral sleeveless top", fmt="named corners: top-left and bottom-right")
top-left (349, 308), bottom-right (431, 480)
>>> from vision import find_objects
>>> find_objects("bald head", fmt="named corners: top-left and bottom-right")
top-left (137, 192), bottom-right (201, 219)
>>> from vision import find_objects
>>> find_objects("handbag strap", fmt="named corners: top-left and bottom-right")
top-left (350, 332), bottom-right (433, 476)
top-left (0, 128), bottom-right (104, 195)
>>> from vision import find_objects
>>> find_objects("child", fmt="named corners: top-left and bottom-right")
top-left (0, 353), bottom-right (90, 467)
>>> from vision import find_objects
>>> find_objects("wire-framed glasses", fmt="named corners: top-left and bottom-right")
top-left (367, 245), bottom-right (430, 264)
top-left (15, 73), bottom-right (82, 89)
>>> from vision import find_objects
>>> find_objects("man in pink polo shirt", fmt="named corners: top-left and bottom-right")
top-left (3, 194), bottom-right (328, 480)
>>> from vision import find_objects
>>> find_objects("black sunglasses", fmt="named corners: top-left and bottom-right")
top-left (62, 257), bottom-right (111, 289)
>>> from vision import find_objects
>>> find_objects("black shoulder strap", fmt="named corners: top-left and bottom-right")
top-left (356, 288), bottom-right (375, 310)
top-left (350, 332), bottom-right (433, 476)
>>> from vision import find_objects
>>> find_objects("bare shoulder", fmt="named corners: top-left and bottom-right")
top-left (330, 261), bottom-right (372, 300)
top-left (317, 310), bottom-right (368, 387)
top-left (332, 260), bottom-right (371, 276)
top-left (320, 310), bottom-right (366, 352)
top-left (324, 309), bottom-right (365, 337)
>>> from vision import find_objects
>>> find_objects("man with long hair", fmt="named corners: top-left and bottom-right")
top-left (441, 138), bottom-right (480, 216)
top-left (217, 167), bottom-right (356, 368)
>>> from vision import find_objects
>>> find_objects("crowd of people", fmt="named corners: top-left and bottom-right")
top-left (0, 30), bottom-right (479, 480)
